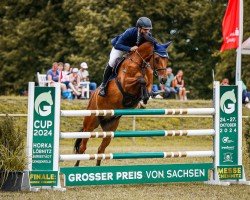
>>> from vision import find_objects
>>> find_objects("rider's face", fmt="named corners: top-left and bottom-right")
top-left (139, 28), bottom-right (150, 35)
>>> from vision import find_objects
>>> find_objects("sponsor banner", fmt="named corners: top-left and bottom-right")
top-left (32, 87), bottom-right (56, 170)
top-left (218, 165), bottom-right (242, 180)
top-left (30, 171), bottom-right (58, 186)
top-left (61, 163), bottom-right (213, 186)
top-left (219, 86), bottom-right (238, 165)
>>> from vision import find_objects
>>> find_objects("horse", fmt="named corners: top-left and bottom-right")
top-left (74, 41), bottom-right (171, 166)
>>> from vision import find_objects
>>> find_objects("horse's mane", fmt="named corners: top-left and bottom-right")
top-left (139, 41), bottom-right (153, 48)
top-left (136, 42), bottom-right (154, 56)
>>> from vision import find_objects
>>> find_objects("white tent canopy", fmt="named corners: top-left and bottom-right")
top-left (242, 37), bottom-right (250, 55)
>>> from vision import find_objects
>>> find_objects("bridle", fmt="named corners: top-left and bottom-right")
top-left (134, 50), bottom-right (168, 77)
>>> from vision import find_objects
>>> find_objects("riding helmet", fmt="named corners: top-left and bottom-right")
top-left (136, 17), bottom-right (152, 29)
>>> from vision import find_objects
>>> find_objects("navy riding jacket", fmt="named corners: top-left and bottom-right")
top-left (111, 27), bottom-right (150, 52)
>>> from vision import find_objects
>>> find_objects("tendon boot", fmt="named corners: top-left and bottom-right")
top-left (99, 65), bottom-right (113, 97)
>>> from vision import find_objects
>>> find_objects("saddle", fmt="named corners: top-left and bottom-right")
top-left (109, 57), bottom-right (126, 80)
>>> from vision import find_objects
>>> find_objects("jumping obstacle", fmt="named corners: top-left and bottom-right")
top-left (60, 108), bottom-right (215, 116)
top-left (25, 81), bottom-right (250, 191)
top-left (60, 129), bottom-right (215, 138)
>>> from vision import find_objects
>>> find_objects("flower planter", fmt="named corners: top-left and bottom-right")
top-left (0, 171), bottom-right (24, 191)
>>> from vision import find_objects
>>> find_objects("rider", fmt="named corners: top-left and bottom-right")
top-left (99, 17), bottom-right (153, 97)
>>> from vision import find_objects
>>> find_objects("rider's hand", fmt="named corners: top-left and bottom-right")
top-left (130, 46), bottom-right (138, 52)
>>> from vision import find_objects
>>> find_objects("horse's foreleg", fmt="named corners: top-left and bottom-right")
top-left (96, 117), bottom-right (120, 166)
top-left (96, 138), bottom-right (112, 166)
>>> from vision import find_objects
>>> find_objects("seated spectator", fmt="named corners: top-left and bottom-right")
top-left (160, 67), bottom-right (177, 98)
top-left (173, 70), bottom-right (186, 101)
top-left (242, 81), bottom-right (250, 104)
top-left (69, 68), bottom-right (81, 97)
top-left (78, 62), bottom-right (97, 91)
top-left (78, 62), bottom-right (89, 81)
top-left (221, 78), bottom-right (230, 85)
top-left (58, 62), bottom-right (64, 78)
top-left (46, 62), bottom-right (67, 92)
top-left (220, 78), bottom-right (250, 107)
top-left (61, 63), bottom-right (71, 87)
top-left (60, 63), bottom-right (81, 97)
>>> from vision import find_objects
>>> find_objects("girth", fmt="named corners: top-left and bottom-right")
top-left (115, 78), bottom-right (142, 108)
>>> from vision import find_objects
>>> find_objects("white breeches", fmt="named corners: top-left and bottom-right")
top-left (108, 47), bottom-right (126, 68)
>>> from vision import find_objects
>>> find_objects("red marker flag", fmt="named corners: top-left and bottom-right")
top-left (220, 0), bottom-right (239, 52)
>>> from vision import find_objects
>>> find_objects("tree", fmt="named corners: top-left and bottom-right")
top-left (0, 0), bottom-right (249, 98)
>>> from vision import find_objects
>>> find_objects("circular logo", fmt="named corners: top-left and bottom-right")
top-left (220, 89), bottom-right (236, 114)
top-left (34, 91), bottom-right (53, 116)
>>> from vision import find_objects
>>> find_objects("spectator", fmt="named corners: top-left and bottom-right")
top-left (242, 81), bottom-right (250, 104)
top-left (69, 68), bottom-right (81, 97)
top-left (160, 67), bottom-right (177, 98)
top-left (173, 70), bottom-right (186, 101)
top-left (58, 62), bottom-right (64, 82)
top-left (61, 63), bottom-right (71, 86)
top-left (46, 62), bottom-right (67, 92)
top-left (58, 62), bottom-right (64, 79)
top-left (220, 78), bottom-right (250, 108)
top-left (221, 78), bottom-right (229, 85)
top-left (78, 62), bottom-right (97, 91)
top-left (78, 62), bottom-right (89, 81)
top-left (61, 63), bottom-right (80, 97)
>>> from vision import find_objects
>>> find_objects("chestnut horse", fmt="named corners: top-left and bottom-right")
top-left (74, 41), bottom-right (171, 166)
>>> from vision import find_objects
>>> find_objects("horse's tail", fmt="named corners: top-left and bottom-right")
top-left (74, 128), bottom-right (83, 153)
top-left (74, 138), bottom-right (82, 154)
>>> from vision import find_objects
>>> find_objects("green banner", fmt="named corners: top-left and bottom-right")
top-left (61, 163), bottom-right (213, 186)
top-left (219, 86), bottom-right (238, 165)
top-left (32, 87), bottom-right (56, 170)
top-left (217, 165), bottom-right (242, 180)
top-left (29, 171), bottom-right (58, 186)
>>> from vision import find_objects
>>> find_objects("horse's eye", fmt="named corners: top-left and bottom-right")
top-left (155, 57), bottom-right (160, 63)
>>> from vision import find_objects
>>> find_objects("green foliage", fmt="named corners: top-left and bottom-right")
top-left (0, 0), bottom-right (250, 98)
top-left (0, 117), bottom-right (26, 171)
top-left (245, 117), bottom-right (250, 164)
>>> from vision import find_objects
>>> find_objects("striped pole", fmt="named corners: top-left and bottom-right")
top-left (61, 108), bottom-right (215, 117)
top-left (60, 129), bottom-right (215, 139)
top-left (60, 151), bottom-right (214, 161)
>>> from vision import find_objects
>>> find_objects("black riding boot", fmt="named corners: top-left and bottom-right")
top-left (99, 65), bottom-right (113, 97)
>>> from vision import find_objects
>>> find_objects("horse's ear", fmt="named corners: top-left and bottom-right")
top-left (144, 34), bottom-right (157, 44)
top-left (163, 41), bottom-right (172, 49)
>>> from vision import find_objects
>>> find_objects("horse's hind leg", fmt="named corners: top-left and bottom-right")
top-left (74, 116), bottom-right (100, 167)
top-left (96, 117), bottom-right (120, 166)
top-left (74, 138), bottom-right (89, 167)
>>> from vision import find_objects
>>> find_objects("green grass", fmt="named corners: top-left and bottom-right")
top-left (0, 96), bottom-right (250, 199)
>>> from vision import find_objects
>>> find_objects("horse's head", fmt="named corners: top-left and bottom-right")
top-left (120, 41), bottom-right (171, 105)
top-left (150, 41), bottom-right (171, 84)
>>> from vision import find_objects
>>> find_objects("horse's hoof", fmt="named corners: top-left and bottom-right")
top-left (138, 101), bottom-right (146, 109)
